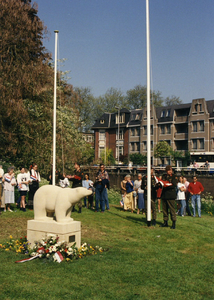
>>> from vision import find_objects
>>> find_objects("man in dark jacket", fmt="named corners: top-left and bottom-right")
top-left (141, 168), bottom-right (158, 226)
top-left (67, 163), bottom-right (84, 213)
top-left (160, 165), bottom-right (178, 229)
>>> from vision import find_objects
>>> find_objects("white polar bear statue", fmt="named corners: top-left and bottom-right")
top-left (33, 185), bottom-right (92, 223)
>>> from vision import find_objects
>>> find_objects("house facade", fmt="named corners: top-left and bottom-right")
top-left (91, 98), bottom-right (214, 165)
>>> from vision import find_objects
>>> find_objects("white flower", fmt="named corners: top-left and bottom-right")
top-left (46, 254), bottom-right (50, 258)
top-left (39, 254), bottom-right (42, 258)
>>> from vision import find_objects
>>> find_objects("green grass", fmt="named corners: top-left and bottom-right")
top-left (0, 193), bottom-right (214, 300)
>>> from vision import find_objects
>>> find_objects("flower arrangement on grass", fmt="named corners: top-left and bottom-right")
top-left (0, 235), bottom-right (106, 263)
top-left (0, 235), bottom-right (29, 254)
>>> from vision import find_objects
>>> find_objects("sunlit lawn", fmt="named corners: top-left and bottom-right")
top-left (0, 192), bottom-right (213, 300)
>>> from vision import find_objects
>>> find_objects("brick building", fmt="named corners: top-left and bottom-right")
top-left (92, 98), bottom-right (214, 165)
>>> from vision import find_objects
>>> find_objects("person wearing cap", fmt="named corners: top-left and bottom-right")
top-left (160, 165), bottom-right (178, 229)
top-left (67, 162), bottom-right (84, 213)
top-left (124, 174), bottom-right (134, 213)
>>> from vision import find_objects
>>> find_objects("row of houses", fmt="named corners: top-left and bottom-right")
top-left (91, 98), bottom-right (214, 165)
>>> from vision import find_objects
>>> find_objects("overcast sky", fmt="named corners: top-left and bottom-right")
top-left (35, 0), bottom-right (214, 103)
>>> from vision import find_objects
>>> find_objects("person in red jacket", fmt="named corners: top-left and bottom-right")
top-left (188, 176), bottom-right (204, 218)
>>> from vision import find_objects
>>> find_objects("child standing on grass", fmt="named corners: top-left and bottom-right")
top-left (3, 167), bottom-right (16, 212)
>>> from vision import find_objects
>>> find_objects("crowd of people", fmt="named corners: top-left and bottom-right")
top-left (0, 163), bottom-right (41, 213)
top-left (120, 165), bottom-right (204, 229)
top-left (0, 163), bottom-right (205, 227)
top-left (0, 162), bottom-right (110, 215)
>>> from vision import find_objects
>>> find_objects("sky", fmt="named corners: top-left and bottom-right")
top-left (35, 0), bottom-right (214, 103)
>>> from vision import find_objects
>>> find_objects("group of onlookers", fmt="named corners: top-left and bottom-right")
top-left (0, 163), bottom-right (40, 213)
top-left (120, 165), bottom-right (205, 229)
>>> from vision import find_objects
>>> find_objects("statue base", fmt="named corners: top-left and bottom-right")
top-left (27, 219), bottom-right (81, 248)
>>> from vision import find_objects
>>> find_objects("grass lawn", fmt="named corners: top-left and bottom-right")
top-left (0, 192), bottom-right (214, 300)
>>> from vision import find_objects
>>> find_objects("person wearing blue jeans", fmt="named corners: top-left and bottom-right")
top-left (191, 194), bottom-right (201, 218)
top-left (95, 184), bottom-right (105, 212)
top-left (95, 164), bottom-right (110, 212)
top-left (188, 176), bottom-right (204, 218)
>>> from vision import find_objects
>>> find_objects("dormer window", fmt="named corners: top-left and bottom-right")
top-left (116, 113), bottom-right (125, 124)
top-left (161, 110), bottom-right (165, 118)
top-left (100, 119), bottom-right (105, 124)
top-left (166, 109), bottom-right (170, 117)
top-left (136, 114), bottom-right (140, 120)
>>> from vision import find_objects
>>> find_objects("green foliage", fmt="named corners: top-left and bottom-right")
top-left (154, 141), bottom-right (172, 158)
top-left (130, 153), bottom-right (147, 165)
top-left (126, 85), bottom-right (164, 109)
top-left (100, 147), bottom-right (115, 166)
top-left (201, 192), bottom-right (214, 216)
top-left (165, 95), bottom-right (182, 106)
top-left (170, 150), bottom-right (191, 167)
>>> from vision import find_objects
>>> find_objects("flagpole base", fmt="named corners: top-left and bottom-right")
top-left (147, 220), bottom-right (151, 227)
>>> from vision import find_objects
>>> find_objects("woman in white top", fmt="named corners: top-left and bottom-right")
top-left (17, 167), bottom-right (30, 212)
top-left (177, 176), bottom-right (186, 217)
top-left (82, 173), bottom-right (94, 208)
top-left (3, 167), bottom-right (16, 212)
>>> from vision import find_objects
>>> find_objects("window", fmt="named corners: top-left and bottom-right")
top-left (99, 130), bottom-right (105, 140)
top-left (199, 104), bottom-right (202, 112)
top-left (143, 141), bottom-right (147, 151)
top-left (116, 146), bottom-right (123, 158)
top-left (131, 114), bottom-right (136, 120)
top-left (130, 143), bottom-right (134, 151)
top-left (199, 121), bottom-right (204, 131)
top-left (100, 119), bottom-right (105, 124)
top-left (199, 139), bottom-right (204, 149)
top-left (135, 142), bottom-right (140, 151)
top-left (160, 125), bottom-right (165, 134)
top-left (99, 147), bottom-right (104, 158)
top-left (166, 109), bottom-right (170, 117)
top-left (135, 128), bottom-right (140, 136)
top-left (166, 124), bottom-right (171, 134)
top-left (151, 125), bottom-right (153, 135)
top-left (195, 104), bottom-right (198, 113)
top-left (116, 129), bottom-right (124, 140)
top-left (116, 113), bottom-right (125, 124)
top-left (136, 114), bottom-right (140, 120)
top-left (192, 139), bottom-right (197, 150)
top-left (161, 110), bottom-right (165, 118)
top-left (192, 121), bottom-right (197, 132)
top-left (87, 135), bottom-right (93, 143)
top-left (151, 141), bottom-right (153, 149)
top-left (144, 126), bottom-right (147, 135)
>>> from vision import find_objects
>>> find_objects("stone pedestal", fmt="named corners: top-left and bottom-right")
top-left (27, 220), bottom-right (81, 248)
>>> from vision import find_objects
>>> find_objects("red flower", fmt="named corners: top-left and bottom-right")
top-left (46, 249), bottom-right (49, 253)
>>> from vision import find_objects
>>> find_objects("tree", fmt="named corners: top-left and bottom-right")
top-left (100, 147), bottom-right (115, 166)
top-left (126, 85), bottom-right (164, 109)
top-left (73, 87), bottom-right (97, 132)
top-left (165, 96), bottom-right (182, 106)
top-left (130, 153), bottom-right (147, 165)
top-left (0, 0), bottom-right (91, 174)
top-left (154, 141), bottom-right (172, 159)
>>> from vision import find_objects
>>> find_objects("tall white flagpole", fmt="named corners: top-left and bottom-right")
top-left (146, 0), bottom-right (151, 225)
top-left (52, 30), bottom-right (59, 186)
